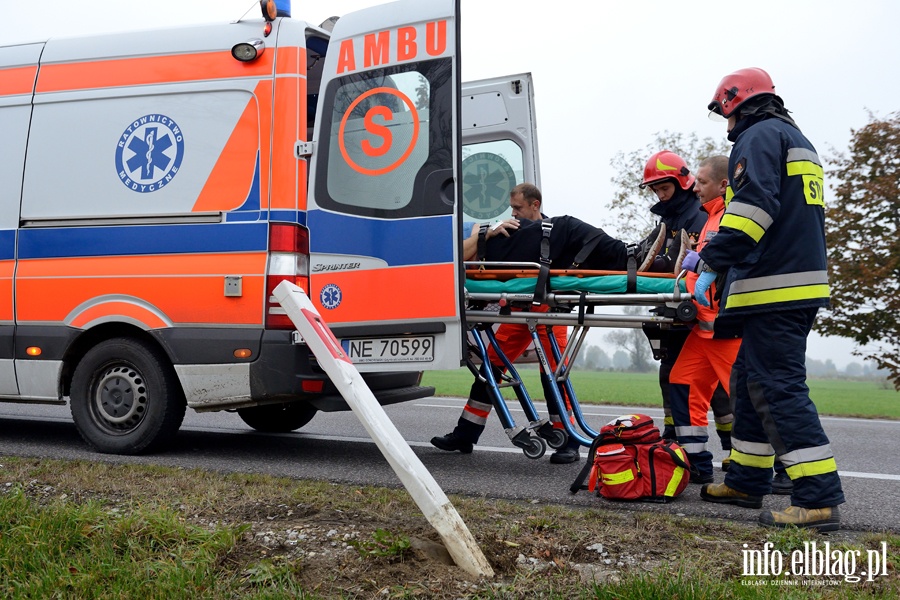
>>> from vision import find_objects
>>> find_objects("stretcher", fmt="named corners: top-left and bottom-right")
top-left (463, 261), bottom-right (697, 459)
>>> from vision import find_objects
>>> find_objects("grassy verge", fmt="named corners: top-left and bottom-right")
top-left (1, 456), bottom-right (898, 599)
top-left (422, 369), bottom-right (900, 419)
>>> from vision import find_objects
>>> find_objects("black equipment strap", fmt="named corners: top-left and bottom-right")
top-left (533, 219), bottom-right (553, 306)
top-left (625, 245), bottom-right (638, 293)
top-left (476, 223), bottom-right (489, 266)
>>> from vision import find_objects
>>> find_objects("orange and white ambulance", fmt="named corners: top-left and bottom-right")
top-left (0, 0), bottom-right (540, 453)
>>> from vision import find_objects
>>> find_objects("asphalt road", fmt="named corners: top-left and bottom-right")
top-left (1, 398), bottom-right (897, 533)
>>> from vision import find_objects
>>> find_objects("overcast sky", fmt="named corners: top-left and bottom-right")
top-left (3, 0), bottom-right (895, 368)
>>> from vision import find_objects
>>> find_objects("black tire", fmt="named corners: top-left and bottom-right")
top-left (237, 403), bottom-right (317, 433)
top-left (543, 428), bottom-right (568, 450)
top-left (522, 437), bottom-right (547, 460)
top-left (70, 338), bottom-right (186, 455)
top-left (676, 301), bottom-right (698, 322)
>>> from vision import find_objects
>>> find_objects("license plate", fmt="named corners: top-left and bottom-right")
top-left (341, 335), bottom-right (434, 364)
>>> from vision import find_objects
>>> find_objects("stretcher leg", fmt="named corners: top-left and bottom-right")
top-left (546, 325), bottom-right (599, 439)
top-left (482, 324), bottom-right (568, 450)
top-left (526, 320), bottom-right (592, 448)
top-left (466, 327), bottom-right (547, 459)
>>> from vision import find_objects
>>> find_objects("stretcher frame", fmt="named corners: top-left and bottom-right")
top-left (463, 261), bottom-right (696, 458)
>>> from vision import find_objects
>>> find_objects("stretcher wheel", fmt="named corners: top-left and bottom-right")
top-left (543, 428), bottom-right (568, 449)
top-left (522, 437), bottom-right (547, 460)
top-left (676, 301), bottom-right (697, 322)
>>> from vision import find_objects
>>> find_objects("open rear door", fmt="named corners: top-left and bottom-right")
top-left (460, 73), bottom-right (541, 223)
top-left (307, 0), bottom-right (462, 371)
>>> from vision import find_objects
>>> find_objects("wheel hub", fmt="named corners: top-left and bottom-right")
top-left (94, 366), bottom-right (147, 427)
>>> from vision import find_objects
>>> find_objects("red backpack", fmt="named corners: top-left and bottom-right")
top-left (570, 414), bottom-right (691, 503)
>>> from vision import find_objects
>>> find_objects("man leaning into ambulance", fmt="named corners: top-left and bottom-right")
top-left (683, 67), bottom-right (844, 530)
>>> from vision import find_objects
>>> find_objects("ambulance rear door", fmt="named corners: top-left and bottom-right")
top-left (460, 73), bottom-right (541, 224)
top-left (306, 0), bottom-right (462, 371)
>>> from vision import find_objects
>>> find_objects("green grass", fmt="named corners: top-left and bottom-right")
top-left (422, 368), bottom-right (900, 419)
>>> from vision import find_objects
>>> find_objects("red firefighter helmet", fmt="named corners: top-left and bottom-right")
top-left (639, 150), bottom-right (695, 191)
top-left (708, 67), bottom-right (776, 118)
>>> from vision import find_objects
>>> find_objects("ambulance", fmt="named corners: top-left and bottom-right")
top-left (0, 0), bottom-right (540, 454)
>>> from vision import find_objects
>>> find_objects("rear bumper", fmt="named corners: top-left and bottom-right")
top-left (173, 328), bottom-right (434, 411)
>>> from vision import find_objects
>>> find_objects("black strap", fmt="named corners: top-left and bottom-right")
top-left (571, 230), bottom-right (603, 268)
top-left (476, 223), bottom-right (489, 264)
top-left (570, 436), bottom-right (603, 493)
top-left (625, 246), bottom-right (637, 293)
top-left (577, 292), bottom-right (594, 325)
top-left (532, 219), bottom-right (553, 306)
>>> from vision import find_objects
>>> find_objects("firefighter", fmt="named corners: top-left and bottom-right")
top-left (668, 155), bottom-right (740, 483)
top-left (638, 150), bottom-right (732, 450)
top-left (686, 67), bottom-right (843, 530)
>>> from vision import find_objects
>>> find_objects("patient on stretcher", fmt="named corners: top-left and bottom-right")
top-left (464, 215), bottom-right (682, 273)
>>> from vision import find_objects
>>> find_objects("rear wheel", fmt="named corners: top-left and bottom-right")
top-left (70, 338), bottom-right (186, 455)
top-left (237, 403), bottom-right (318, 432)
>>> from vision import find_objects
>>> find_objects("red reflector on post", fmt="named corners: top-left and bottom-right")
top-left (302, 380), bottom-right (324, 393)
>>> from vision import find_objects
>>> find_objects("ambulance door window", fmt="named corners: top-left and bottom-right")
top-left (314, 59), bottom-right (452, 219)
top-left (461, 139), bottom-right (523, 223)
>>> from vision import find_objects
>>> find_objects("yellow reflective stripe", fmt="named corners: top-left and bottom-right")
top-left (724, 185), bottom-right (734, 205)
top-left (664, 447), bottom-right (687, 496)
top-left (720, 214), bottom-right (765, 243)
top-left (785, 457), bottom-right (838, 479)
top-left (786, 160), bottom-right (824, 178)
top-left (602, 469), bottom-right (635, 485)
top-left (664, 416), bottom-right (674, 426)
top-left (715, 422), bottom-right (733, 432)
top-left (725, 284), bottom-right (830, 309)
top-left (732, 449), bottom-right (775, 469)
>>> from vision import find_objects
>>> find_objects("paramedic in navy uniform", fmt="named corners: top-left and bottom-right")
top-left (685, 67), bottom-right (844, 530)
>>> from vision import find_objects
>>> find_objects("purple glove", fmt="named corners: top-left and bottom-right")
top-left (681, 250), bottom-right (701, 273)
top-left (693, 271), bottom-right (716, 307)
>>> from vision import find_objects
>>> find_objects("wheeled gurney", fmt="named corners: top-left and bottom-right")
top-left (463, 261), bottom-right (696, 458)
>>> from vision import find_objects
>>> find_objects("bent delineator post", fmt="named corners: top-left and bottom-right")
top-left (273, 281), bottom-right (494, 578)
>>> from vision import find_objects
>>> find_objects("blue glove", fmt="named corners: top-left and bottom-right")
top-left (693, 270), bottom-right (716, 307)
top-left (681, 250), bottom-right (701, 273)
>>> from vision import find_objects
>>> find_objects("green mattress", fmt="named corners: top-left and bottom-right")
top-left (466, 275), bottom-right (686, 295)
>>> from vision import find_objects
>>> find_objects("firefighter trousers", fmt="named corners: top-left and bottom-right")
top-left (724, 307), bottom-right (844, 508)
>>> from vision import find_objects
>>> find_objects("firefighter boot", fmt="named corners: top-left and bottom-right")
top-left (759, 505), bottom-right (841, 532)
top-left (771, 471), bottom-right (793, 495)
top-left (700, 483), bottom-right (763, 509)
top-left (720, 455), bottom-right (732, 472)
top-left (550, 440), bottom-right (581, 464)
top-left (430, 431), bottom-right (474, 454)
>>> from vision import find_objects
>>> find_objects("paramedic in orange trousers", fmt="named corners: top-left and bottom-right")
top-left (431, 183), bottom-right (582, 463)
top-left (688, 67), bottom-right (843, 530)
top-left (667, 156), bottom-right (741, 484)
top-left (638, 151), bottom-right (733, 457)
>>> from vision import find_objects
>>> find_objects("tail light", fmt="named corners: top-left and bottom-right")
top-left (266, 223), bottom-right (310, 329)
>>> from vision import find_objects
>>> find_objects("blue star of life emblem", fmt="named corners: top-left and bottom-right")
top-left (320, 283), bottom-right (343, 310)
top-left (115, 114), bottom-right (185, 193)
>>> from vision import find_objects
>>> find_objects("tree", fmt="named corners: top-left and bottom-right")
top-left (604, 131), bottom-right (731, 239)
top-left (815, 111), bottom-right (900, 389)
top-left (605, 306), bottom-right (654, 372)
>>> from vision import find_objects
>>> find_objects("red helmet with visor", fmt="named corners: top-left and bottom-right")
top-left (708, 67), bottom-right (776, 118)
top-left (639, 150), bottom-right (695, 191)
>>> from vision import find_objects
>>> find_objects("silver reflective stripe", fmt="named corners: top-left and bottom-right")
top-left (787, 147), bottom-right (821, 165)
top-left (698, 320), bottom-right (715, 332)
top-left (732, 436), bottom-right (774, 456)
top-left (729, 270), bottom-right (829, 295)
top-left (779, 444), bottom-right (834, 466)
top-left (725, 201), bottom-right (774, 230)
top-left (675, 426), bottom-right (709, 438)
top-left (681, 442), bottom-right (708, 453)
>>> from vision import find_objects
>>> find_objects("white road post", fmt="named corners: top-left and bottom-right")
top-left (273, 281), bottom-right (494, 578)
